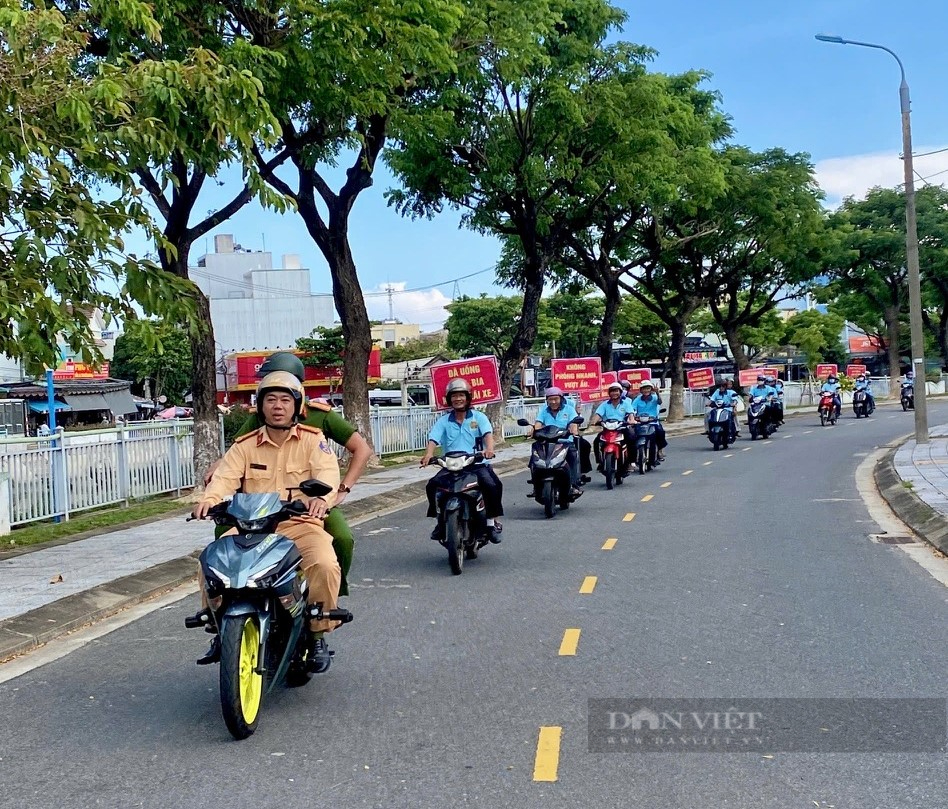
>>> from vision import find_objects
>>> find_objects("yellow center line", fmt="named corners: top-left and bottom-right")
top-left (641, 494), bottom-right (654, 502)
top-left (559, 628), bottom-right (581, 655)
top-left (660, 481), bottom-right (672, 488)
top-left (602, 537), bottom-right (617, 550)
top-left (723, 453), bottom-right (734, 458)
top-left (579, 575), bottom-right (597, 594)
top-left (623, 512), bottom-right (635, 522)
top-left (682, 470), bottom-right (693, 476)
top-left (533, 726), bottom-right (562, 782)
top-left (742, 447), bottom-right (752, 452)
top-left (703, 461), bottom-right (713, 466)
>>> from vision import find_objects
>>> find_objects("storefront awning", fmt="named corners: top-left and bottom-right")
top-left (61, 392), bottom-right (110, 412)
top-left (102, 390), bottom-right (138, 416)
top-left (27, 401), bottom-right (72, 413)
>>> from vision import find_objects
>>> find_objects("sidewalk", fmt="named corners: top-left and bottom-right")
top-left (875, 421), bottom-right (948, 556)
top-left (0, 418), bottom-right (701, 661)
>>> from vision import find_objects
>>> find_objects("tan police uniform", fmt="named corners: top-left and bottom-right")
top-left (199, 423), bottom-right (342, 632)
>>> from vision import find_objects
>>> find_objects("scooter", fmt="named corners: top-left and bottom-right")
top-left (186, 481), bottom-right (353, 740)
top-left (428, 451), bottom-right (491, 574)
top-left (707, 400), bottom-right (736, 450)
top-left (747, 395), bottom-right (774, 439)
top-left (597, 417), bottom-right (630, 489)
top-left (901, 382), bottom-right (915, 411)
top-left (852, 389), bottom-right (874, 418)
top-left (632, 414), bottom-right (660, 474)
top-left (818, 391), bottom-right (838, 427)
top-left (518, 416), bottom-right (584, 517)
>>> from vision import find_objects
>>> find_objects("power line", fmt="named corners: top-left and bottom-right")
top-left (912, 146), bottom-right (948, 158)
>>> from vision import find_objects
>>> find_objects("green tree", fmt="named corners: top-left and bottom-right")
top-left (380, 334), bottom-right (453, 363)
top-left (613, 296), bottom-right (671, 373)
top-left (0, 2), bottom-right (197, 374)
top-left (544, 291), bottom-right (604, 358)
top-left (218, 0), bottom-right (464, 448)
top-left (55, 0), bottom-right (284, 482)
top-left (444, 295), bottom-right (560, 360)
top-left (914, 185), bottom-right (948, 367)
top-left (296, 327), bottom-right (345, 395)
top-left (781, 310), bottom-right (846, 371)
top-left (387, 0), bottom-right (638, 425)
top-left (821, 187), bottom-right (913, 393)
top-left (111, 320), bottom-right (193, 401)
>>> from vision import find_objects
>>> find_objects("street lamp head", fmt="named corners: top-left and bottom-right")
top-left (815, 34), bottom-right (846, 44)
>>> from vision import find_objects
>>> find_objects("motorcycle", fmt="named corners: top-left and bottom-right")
top-left (852, 389), bottom-right (874, 418)
top-left (597, 417), bottom-right (630, 490)
top-left (186, 481), bottom-right (353, 740)
top-left (818, 391), bottom-right (838, 427)
top-left (518, 416), bottom-right (584, 516)
top-left (632, 414), bottom-right (660, 474)
top-left (428, 451), bottom-right (491, 574)
top-left (901, 382), bottom-right (915, 411)
top-left (771, 391), bottom-right (784, 428)
top-left (707, 400), bottom-right (736, 450)
top-left (747, 395), bottom-right (774, 439)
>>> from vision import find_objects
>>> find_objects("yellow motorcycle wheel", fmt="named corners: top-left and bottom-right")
top-left (219, 615), bottom-right (264, 739)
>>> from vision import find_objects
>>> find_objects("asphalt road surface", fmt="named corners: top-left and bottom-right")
top-left (1, 402), bottom-right (946, 809)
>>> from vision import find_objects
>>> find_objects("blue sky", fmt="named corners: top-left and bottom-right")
top-left (172, 0), bottom-right (948, 330)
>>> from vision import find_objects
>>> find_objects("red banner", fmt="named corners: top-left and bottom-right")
top-left (617, 368), bottom-right (652, 386)
top-left (738, 369), bottom-right (764, 387)
top-left (848, 335), bottom-right (884, 352)
top-left (227, 348), bottom-right (381, 388)
top-left (550, 357), bottom-right (602, 393)
top-left (53, 361), bottom-right (110, 380)
top-left (846, 364), bottom-right (867, 377)
top-left (430, 355), bottom-right (502, 406)
top-left (761, 365), bottom-right (784, 380)
top-left (816, 363), bottom-right (838, 380)
top-left (686, 367), bottom-right (716, 390)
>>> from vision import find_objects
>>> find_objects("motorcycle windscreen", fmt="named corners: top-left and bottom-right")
top-left (227, 492), bottom-right (284, 523)
top-left (203, 532), bottom-right (302, 590)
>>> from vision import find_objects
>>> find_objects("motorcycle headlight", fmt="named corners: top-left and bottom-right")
top-left (247, 562), bottom-right (280, 588)
top-left (207, 566), bottom-right (231, 590)
top-left (444, 456), bottom-right (468, 472)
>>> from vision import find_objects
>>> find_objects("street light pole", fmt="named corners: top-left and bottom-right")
top-left (816, 34), bottom-right (928, 444)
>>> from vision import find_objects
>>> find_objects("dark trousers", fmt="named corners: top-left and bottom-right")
top-left (426, 465), bottom-right (504, 519)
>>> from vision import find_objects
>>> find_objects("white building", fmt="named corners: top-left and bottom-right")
top-left (190, 234), bottom-right (336, 354)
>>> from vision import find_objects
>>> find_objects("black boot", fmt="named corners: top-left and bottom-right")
top-left (196, 635), bottom-right (221, 665)
top-left (306, 635), bottom-right (333, 673)
top-left (430, 522), bottom-right (445, 541)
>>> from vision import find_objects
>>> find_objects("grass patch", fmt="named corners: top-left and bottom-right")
top-left (5, 496), bottom-right (192, 550)
top-left (901, 481), bottom-right (914, 490)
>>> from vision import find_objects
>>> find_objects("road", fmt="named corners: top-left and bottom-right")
top-left (1, 402), bottom-right (946, 809)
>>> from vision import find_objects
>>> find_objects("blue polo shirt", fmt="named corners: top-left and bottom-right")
top-left (629, 394), bottom-right (660, 420)
top-left (428, 409), bottom-right (492, 454)
top-left (537, 402), bottom-right (578, 428)
top-left (709, 389), bottom-right (739, 406)
top-left (595, 399), bottom-right (633, 422)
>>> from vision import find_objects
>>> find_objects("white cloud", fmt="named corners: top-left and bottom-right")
top-left (815, 145), bottom-right (948, 207)
top-left (364, 282), bottom-right (453, 332)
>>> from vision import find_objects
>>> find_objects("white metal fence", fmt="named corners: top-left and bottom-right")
top-left (0, 421), bottom-right (194, 527)
top-left (0, 379), bottom-right (930, 529)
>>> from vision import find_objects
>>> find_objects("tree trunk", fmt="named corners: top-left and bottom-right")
top-left (667, 319), bottom-right (689, 422)
top-left (163, 244), bottom-right (220, 492)
top-left (596, 284), bottom-right (620, 369)
top-left (884, 305), bottom-right (901, 396)
top-left (723, 325), bottom-right (750, 370)
top-left (494, 268), bottom-right (546, 440)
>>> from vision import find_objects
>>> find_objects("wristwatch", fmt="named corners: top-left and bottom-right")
top-left (338, 483), bottom-right (352, 494)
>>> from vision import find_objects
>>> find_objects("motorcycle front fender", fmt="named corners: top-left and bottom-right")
top-left (221, 600), bottom-right (276, 687)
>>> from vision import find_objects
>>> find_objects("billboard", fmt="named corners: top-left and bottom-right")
top-left (430, 355), bottom-right (503, 406)
top-left (815, 363), bottom-right (838, 380)
top-left (846, 364), bottom-right (867, 377)
top-left (617, 368), bottom-right (653, 386)
top-left (53, 361), bottom-right (110, 380)
top-left (686, 367), bottom-right (715, 390)
top-left (550, 357), bottom-right (602, 393)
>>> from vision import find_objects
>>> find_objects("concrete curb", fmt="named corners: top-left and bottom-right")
top-left (874, 446), bottom-right (948, 556)
top-left (0, 425), bottom-right (714, 663)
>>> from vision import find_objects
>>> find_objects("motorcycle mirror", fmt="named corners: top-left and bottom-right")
top-left (299, 478), bottom-right (334, 498)
top-left (570, 416), bottom-right (584, 425)
top-left (516, 418), bottom-right (530, 427)
top-left (659, 408), bottom-right (667, 414)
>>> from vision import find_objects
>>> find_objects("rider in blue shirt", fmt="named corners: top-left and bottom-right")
top-left (531, 386), bottom-right (582, 493)
top-left (853, 373), bottom-right (875, 413)
top-left (421, 378), bottom-right (504, 543)
top-left (589, 382), bottom-right (634, 471)
top-left (707, 378), bottom-right (740, 438)
top-left (819, 374), bottom-right (842, 418)
top-left (629, 381), bottom-right (667, 461)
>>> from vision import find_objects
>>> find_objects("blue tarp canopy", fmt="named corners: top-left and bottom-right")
top-left (27, 401), bottom-right (72, 413)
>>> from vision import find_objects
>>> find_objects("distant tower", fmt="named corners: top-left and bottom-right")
top-left (452, 280), bottom-right (461, 301)
top-left (386, 285), bottom-right (396, 320)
